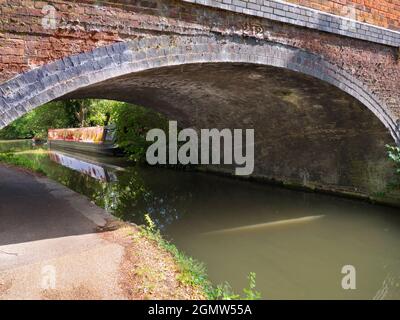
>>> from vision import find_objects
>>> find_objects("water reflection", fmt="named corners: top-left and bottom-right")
top-left (1, 140), bottom-right (400, 299)
top-left (45, 147), bottom-right (188, 228)
top-left (49, 151), bottom-right (119, 182)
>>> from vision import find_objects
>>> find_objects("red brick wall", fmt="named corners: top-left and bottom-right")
top-left (285, 0), bottom-right (400, 31)
top-left (1, 0), bottom-right (399, 85)
top-left (0, 0), bottom-right (170, 83)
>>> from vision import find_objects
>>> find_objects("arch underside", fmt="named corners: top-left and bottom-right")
top-left (62, 62), bottom-right (393, 194)
top-left (0, 35), bottom-right (397, 194)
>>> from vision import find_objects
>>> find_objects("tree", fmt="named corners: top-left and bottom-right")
top-left (63, 99), bottom-right (91, 128)
top-left (86, 99), bottom-right (124, 126)
top-left (115, 103), bottom-right (169, 163)
top-left (0, 101), bottom-right (77, 140)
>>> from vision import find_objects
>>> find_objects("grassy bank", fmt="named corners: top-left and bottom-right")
top-left (139, 214), bottom-right (261, 300)
top-left (0, 150), bottom-right (47, 174)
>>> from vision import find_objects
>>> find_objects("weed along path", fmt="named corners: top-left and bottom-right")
top-left (0, 164), bottom-right (204, 300)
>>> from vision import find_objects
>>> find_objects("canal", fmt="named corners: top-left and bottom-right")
top-left (1, 140), bottom-right (400, 299)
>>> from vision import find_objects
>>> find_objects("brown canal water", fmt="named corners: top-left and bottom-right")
top-left (1, 140), bottom-right (400, 299)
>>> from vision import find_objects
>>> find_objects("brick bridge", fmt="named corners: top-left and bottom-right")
top-left (1, 0), bottom-right (400, 196)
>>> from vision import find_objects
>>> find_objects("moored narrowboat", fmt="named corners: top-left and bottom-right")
top-left (48, 125), bottom-right (119, 155)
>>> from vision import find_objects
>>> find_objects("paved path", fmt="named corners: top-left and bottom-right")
top-left (0, 165), bottom-right (127, 299)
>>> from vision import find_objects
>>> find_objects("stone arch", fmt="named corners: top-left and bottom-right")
top-left (0, 34), bottom-right (398, 144)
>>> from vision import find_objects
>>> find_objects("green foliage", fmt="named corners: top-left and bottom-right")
top-left (0, 116), bottom-right (33, 140)
top-left (115, 104), bottom-right (169, 163)
top-left (386, 144), bottom-right (400, 183)
top-left (0, 99), bottom-right (118, 140)
top-left (63, 99), bottom-right (91, 128)
top-left (144, 213), bottom-right (156, 232)
top-left (85, 99), bottom-right (125, 126)
top-left (0, 101), bottom-right (78, 140)
top-left (0, 99), bottom-right (168, 164)
top-left (27, 102), bottom-right (79, 139)
top-left (209, 283), bottom-right (240, 300)
top-left (209, 273), bottom-right (261, 300)
top-left (243, 272), bottom-right (262, 300)
top-left (140, 214), bottom-right (261, 300)
top-left (0, 152), bottom-right (45, 175)
top-left (139, 214), bottom-right (210, 291)
top-left (386, 144), bottom-right (400, 174)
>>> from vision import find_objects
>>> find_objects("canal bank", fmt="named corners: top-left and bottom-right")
top-left (196, 166), bottom-right (400, 210)
top-left (0, 164), bottom-right (205, 300)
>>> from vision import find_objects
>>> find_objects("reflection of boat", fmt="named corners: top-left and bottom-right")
top-left (48, 125), bottom-right (119, 155)
top-left (49, 150), bottom-right (121, 182)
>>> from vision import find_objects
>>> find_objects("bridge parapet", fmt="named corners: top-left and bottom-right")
top-left (182, 0), bottom-right (400, 47)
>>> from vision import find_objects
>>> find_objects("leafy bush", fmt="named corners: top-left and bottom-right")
top-left (386, 145), bottom-right (400, 185)
top-left (0, 101), bottom-right (75, 140)
top-left (85, 99), bottom-right (124, 126)
top-left (386, 144), bottom-right (400, 175)
top-left (386, 144), bottom-right (400, 189)
top-left (210, 272), bottom-right (261, 300)
top-left (115, 104), bottom-right (169, 163)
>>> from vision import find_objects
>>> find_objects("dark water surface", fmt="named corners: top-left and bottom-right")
top-left (1, 140), bottom-right (400, 299)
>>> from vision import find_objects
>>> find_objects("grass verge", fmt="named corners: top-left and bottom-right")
top-left (0, 151), bottom-right (46, 175)
top-left (139, 214), bottom-right (261, 300)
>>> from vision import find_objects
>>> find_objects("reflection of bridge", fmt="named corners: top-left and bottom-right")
top-left (1, 0), bottom-right (400, 195)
